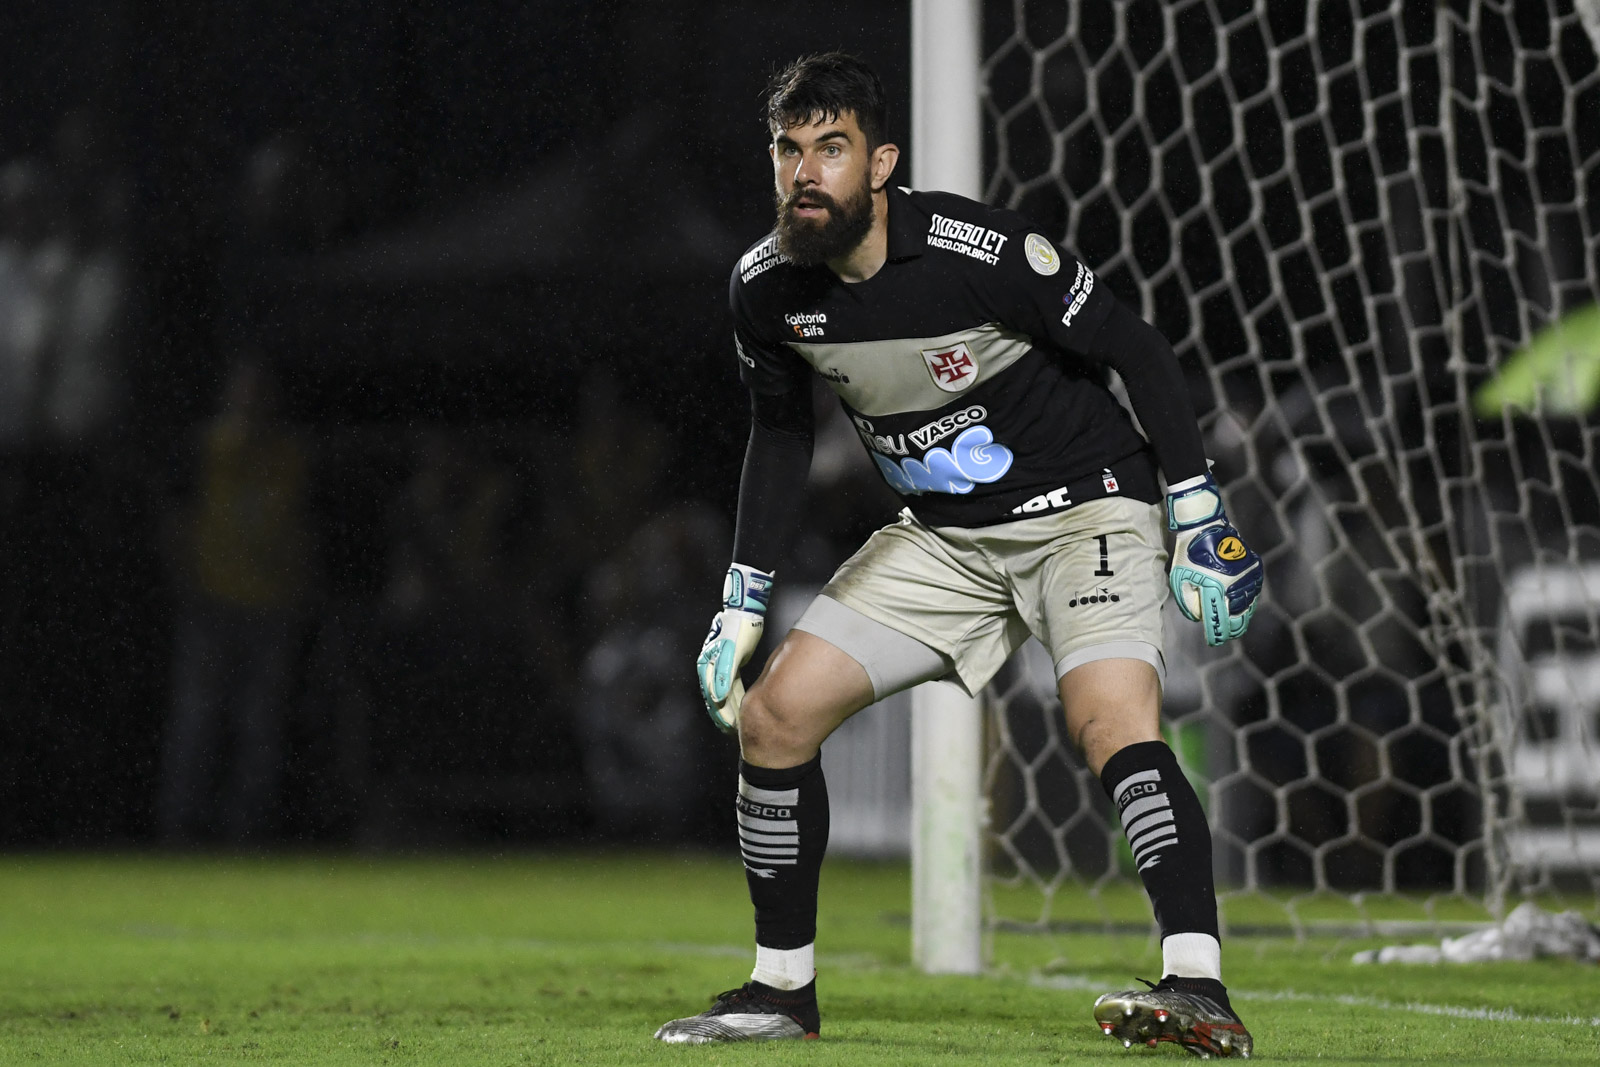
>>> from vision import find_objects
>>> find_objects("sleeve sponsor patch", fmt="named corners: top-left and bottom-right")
top-left (1061, 261), bottom-right (1096, 326)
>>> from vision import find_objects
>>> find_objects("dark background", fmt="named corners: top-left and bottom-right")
top-left (0, 0), bottom-right (910, 847)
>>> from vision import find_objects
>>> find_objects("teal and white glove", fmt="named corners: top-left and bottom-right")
top-left (695, 563), bottom-right (774, 733)
top-left (1167, 471), bottom-right (1263, 646)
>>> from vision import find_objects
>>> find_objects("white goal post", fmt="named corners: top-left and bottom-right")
top-left (909, 0), bottom-right (987, 977)
top-left (911, 0), bottom-right (1600, 971)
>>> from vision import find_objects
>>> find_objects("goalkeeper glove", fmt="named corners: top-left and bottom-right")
top-left (695, 563), bottom-right (774, 733)
top-left (1166, 471), bottom-right (1263, 646)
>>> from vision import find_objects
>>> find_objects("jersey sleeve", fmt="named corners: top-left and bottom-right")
top-left (981, 226), bottom-right (1208, 485)
top-left (980, 224), bottom-right (1116, 356)
top-left (729, 265), bottom-right (810, 395)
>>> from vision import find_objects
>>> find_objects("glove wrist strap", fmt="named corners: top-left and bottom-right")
top-left (723, 562), bottom-right (776, 614)
top-left (1167, 470), bottom-right (1225, 531)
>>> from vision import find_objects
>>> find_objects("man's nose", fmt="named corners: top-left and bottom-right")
top-left (792, 152), bottom-right (820, 186)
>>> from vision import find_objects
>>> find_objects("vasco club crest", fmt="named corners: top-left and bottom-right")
top-left (921, 341), bottom-right (978, 393)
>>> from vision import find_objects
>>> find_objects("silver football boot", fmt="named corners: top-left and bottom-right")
top-left (1093, 975), bottom-right (1253, 1058)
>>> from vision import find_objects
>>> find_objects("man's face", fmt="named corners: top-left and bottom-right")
top-left (770, 110), bottom-right (876, 266)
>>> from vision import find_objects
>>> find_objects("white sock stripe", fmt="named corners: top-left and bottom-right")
top-left (741, 854), bottom-right (797, 865)
top-left (1120, 792), bottom-right (1171, 825)
top-left (1133, 828), bottom-right (1179, 860)
top-left (1128, 825), bottom-right (1178, 856)
top-left (739, 842), bottom-right (798, 858)
top-left (737, 812), bottom-right (797, 833)
top-left (738, 779), bottom-right (800, 806)
top-left (1112, 768), bottom-right (1161, 806)
top-left (1123, 808), bottom-right (1175, 841)
top-left (738, 829), bottom-right (798, 846)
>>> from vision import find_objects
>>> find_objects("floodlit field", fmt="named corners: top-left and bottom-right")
top-left (0, 852), bottom-right (1595, 1065)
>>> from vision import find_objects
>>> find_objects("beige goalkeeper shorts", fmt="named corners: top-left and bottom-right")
top-left (810, 497), bottom-right (1169, 697)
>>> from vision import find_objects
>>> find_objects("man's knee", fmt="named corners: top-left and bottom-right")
top-left (738, 678), bottom-right (826, 764)
top-left (1074, 714), bottom-right (1160, 775)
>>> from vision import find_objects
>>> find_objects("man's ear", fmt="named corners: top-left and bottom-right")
top-left (870, 143), bottom-right (900, 191)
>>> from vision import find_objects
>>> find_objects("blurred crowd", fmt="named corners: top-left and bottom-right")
top-left (0, 108), bottom-right (895, 850)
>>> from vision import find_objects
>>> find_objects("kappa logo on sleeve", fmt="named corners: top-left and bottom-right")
top-left (922, 341), bottom-right (978, 392)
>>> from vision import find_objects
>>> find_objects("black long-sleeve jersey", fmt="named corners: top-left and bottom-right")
top-left (729, 185), bottom-right (1206, 554)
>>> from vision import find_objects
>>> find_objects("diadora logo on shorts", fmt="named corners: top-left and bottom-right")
top-left (922, 341), bottom-right (978, 392)
top-left (1068, 587), bottom-right (1121, 608)
top-left (927, 213), bottom-right (1008, 265)
top-left (868, 424), bottom-right (1014, 497)
top-left (820, 367), bottom-right (851, 385)
top-left (785, 311), bottom-right (827, 338)
top-left (852, 406), bottom-right (988, 457)
top-left (1062, 262), bottom-right (1096, 327)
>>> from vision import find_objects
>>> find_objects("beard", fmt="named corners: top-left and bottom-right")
top-left (774, 179), bottom-right (875, 267)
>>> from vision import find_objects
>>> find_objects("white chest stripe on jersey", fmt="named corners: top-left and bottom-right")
top-left (790, 323), bottom-right (1033, 417)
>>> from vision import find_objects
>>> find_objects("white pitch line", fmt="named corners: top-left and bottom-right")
top-left (1029, 973), bottom-right (1600, 1028)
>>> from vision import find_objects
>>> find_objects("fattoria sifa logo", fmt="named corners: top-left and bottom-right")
top-left (922, 341), bottom-right (978, 392)
top-left (1024, 233), bottom-right (1060, 276)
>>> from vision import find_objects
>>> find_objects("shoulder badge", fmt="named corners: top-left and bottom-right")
top-left (1024, 233), bottom-right (1061, 276)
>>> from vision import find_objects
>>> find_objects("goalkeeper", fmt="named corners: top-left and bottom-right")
top-left (656, 52), bottom-right (1262, 1060)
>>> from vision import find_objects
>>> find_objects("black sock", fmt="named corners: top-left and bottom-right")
top-left (738, 754), bottom-right (829, 950)
top-left (1099, 740), bottom-right (1219, 940)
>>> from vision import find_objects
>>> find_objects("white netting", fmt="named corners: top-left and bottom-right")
top-left (979, 0), bottom-right (1600, 931)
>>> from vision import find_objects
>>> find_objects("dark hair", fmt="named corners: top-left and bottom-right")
top-left (764, 52), bottom-right (888, 149)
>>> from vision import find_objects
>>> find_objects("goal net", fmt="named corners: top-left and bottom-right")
top-left (977, 0), bottom-right (1600, 936)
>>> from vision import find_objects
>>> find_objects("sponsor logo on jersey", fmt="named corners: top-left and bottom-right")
top-left (1025, 233), bottom-right (1061, 275)
top-left (871, 425), bottom-right (1014, 497)
top-left (852, 406), bottom-right (988, 457)
top-left (1061, 261), bottom-right (1096, 327)
top-left (739, 235), bottom-right (787, 282)
top-left (733, 332), bottom-right (756, 368)
top-left (1011, 485), bottom-right (1074, 515)
top-left (1102, 468), bottom-right (1119, 493)
top-left (785, 311), bottom-right (827, 338)
top-left (922, 341), bottom-right (978, 392)
top-left (927, 213), bottom-right (1008, 265)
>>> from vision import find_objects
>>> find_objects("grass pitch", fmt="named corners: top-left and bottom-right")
top-left (0, 851), bottom-right (1596, 1065)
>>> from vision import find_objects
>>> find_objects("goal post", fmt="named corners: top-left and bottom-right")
top-left (909, 0), bottom-right (987, 977)
top-left (910, 0), bottom-right (1600, 963)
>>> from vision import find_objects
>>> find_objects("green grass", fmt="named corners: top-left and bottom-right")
top-left (0, 851), bottom-right (1596, 1065)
